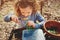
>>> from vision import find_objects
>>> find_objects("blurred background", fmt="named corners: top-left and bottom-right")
top-left (0, 0), bottom-right (60, 40)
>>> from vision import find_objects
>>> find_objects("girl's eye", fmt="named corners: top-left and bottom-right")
top-left (22, 12), bottom-right (24, 13)
top-left (27, 12), bottom-right (30, 13)
top-left (22, 12), bottom-right (30, 13)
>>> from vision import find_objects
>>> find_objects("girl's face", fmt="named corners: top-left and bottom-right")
top-left (19, 6), bottom-right (33, 17)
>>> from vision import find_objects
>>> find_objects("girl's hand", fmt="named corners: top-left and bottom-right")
top-left (11, 15), bottom-right (20, 24)
top-left (27, 21), bottom-right (35, 28)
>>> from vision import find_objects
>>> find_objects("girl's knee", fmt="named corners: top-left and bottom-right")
top-left (35, 29), bottom-right (43, 33)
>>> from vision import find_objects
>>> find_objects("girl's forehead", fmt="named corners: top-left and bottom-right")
top-left (19, 6), bottom-right (32, 11)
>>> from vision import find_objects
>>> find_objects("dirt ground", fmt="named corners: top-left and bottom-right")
top-left (0, 0), bottom-right (60, 40)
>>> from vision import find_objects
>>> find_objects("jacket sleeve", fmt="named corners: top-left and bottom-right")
top-left (35, 12), bottom-right (45, 28)
top-left (4, 13), bottom-right (13, 22)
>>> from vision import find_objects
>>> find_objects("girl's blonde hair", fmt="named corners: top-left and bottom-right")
top-left (14, 0), bottom-right (38, 17)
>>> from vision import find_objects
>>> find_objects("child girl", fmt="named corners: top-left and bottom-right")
top-left (4, 0), bottom-right (45, 40)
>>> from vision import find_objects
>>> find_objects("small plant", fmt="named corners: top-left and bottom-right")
top-left (47, 26), bottom-right (58, 34)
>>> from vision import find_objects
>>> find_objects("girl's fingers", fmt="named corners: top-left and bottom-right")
top-left (13, 17), bottom-right (19, 23)
top-left (15, 18), bottom-right (20, 24)
top-left (11, 16), bottom-right (19, 23)
top-left (27, 21), bottom-right (35, 28)
top-left (11, 15), bottom-right (20, 24)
